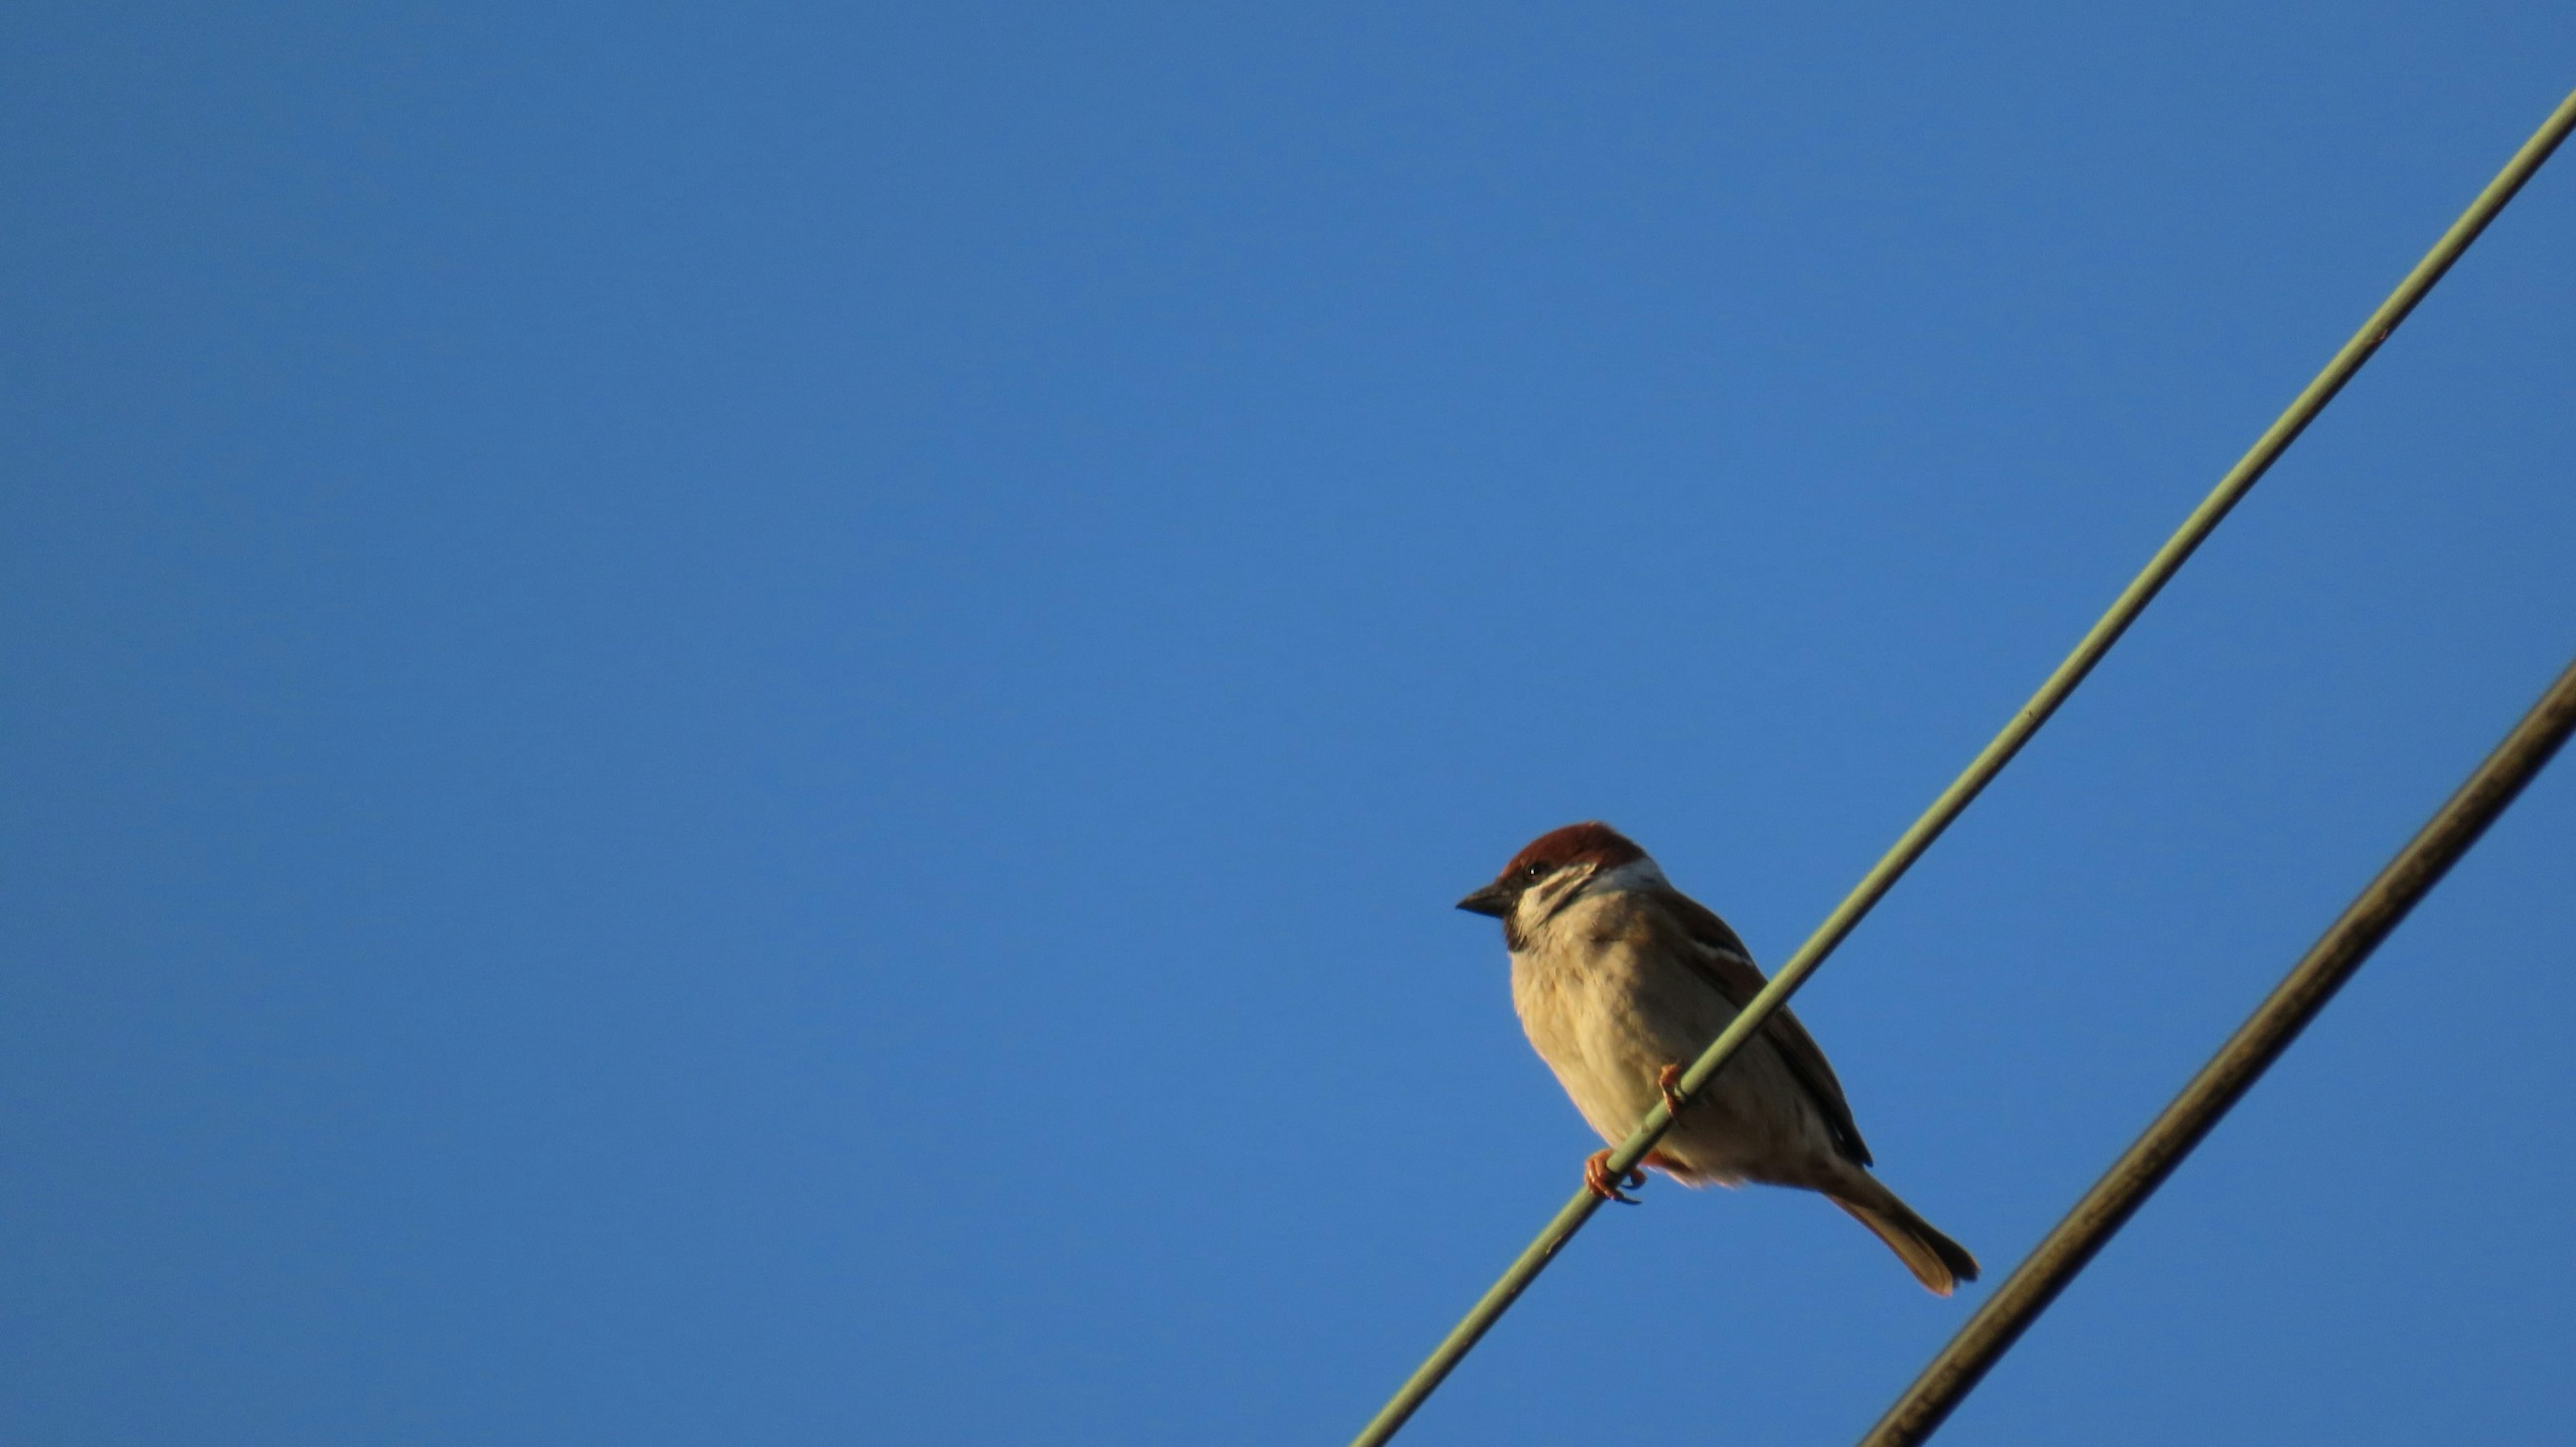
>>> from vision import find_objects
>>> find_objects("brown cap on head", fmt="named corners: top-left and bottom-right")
top-left (1456, 822), bottom-right (1647, 916)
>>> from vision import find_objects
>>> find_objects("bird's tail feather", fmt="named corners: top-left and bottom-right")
top-left (1827, 1179), bottom-right (1980, 1297)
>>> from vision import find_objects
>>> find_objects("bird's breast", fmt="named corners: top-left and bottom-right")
top-left (1506, 896), bottom-right (1687, 1142)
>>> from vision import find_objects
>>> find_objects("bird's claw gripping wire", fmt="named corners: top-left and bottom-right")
top-left (1583, 1149), bottom-right (1646, 1205)
top-left (1656, 1063), bottom-right (1688, 1121)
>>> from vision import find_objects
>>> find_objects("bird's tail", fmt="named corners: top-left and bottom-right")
top-left (1826, 1173), bottom-right (1980, 1297)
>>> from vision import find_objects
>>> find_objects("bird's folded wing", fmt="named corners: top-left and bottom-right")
top-left (1646, 888), bottom-right (1874, 1168)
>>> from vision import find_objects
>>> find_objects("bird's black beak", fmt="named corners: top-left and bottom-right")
top-left (1455, 881), bottom-right (1517, 918)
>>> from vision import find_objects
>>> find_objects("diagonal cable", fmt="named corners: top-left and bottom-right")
top-left (1349, 82), bottom-right (2576, 1447)
top-left (1860, 647), bottom-right (2576, 1446)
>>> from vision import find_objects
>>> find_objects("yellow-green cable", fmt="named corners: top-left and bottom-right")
top-left (1348, 81), bottom-right (2576, 1447)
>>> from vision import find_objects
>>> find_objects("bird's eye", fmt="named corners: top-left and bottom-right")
top-left (1523, 863), bottom-right (1546, 881)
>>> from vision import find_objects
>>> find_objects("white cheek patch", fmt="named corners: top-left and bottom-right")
top-left (1513, 866), bottom-right (1597, 934)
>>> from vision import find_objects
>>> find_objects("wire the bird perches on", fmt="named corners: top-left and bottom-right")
top-left (1348, 82), bottom-right (2576, 1447)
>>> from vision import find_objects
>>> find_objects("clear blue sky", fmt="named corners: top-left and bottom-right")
top-left (6, 5), bottom-right (2573, 1444)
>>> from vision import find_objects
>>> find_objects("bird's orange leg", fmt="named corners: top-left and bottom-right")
top-left (1656, 1063), bottom-right (1688, 1120)
top-left (1583, 1149), bottom-right (1646, 1204)
top-left (1658, 1061), bottom-right (1700, 1117)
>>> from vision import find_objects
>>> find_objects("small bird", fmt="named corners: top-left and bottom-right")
top-left (1458, 821), bottom-right (1979, 1295)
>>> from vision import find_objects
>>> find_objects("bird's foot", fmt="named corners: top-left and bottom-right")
top-left (1583, 1149), bottom-right (1646, 1205)
top-left (1656, 1063), bottom-right (1688, 1120)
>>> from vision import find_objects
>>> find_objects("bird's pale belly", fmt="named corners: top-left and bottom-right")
top-left (1510, 929), bottom-right (1831, 1187)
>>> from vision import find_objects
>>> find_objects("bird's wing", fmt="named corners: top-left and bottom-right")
top-left (1646, 887), bottom-right (1874, 1167)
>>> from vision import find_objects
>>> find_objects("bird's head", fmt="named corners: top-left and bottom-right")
top-left (1456, 821), bottom-right (1657, 943)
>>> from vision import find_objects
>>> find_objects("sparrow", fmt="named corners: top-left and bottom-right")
top-left (1458, 821), bottom-right (1979, 1295)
